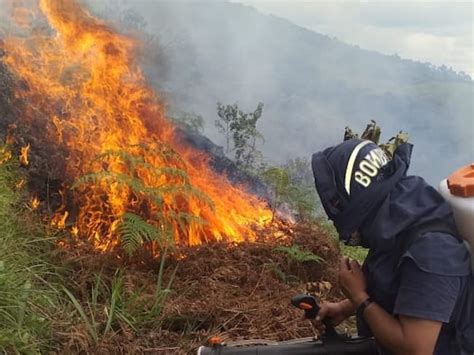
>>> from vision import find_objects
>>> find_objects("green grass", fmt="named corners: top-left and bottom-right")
top-left (0, 156), bottom-right (60, 353)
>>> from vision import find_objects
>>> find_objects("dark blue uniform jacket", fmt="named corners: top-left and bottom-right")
top-left (311, 139), bottom-right (471, 355)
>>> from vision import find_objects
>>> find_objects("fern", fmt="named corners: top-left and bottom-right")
top-left (131, 142), bottom-right (187, 168)
top-left (275, 245), bottom-right (325, 264)
top-left (73, 144), bottom-right (215, 253)
top-left (118, 213), bottom-right (171, 255)
top-left (94, 149), bottom-right (145, 170)
top-left (93, 149), bottom-right (190, 184)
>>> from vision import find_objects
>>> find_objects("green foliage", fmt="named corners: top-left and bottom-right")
top-left (63, 270), bottom-right (136, 345)
top-left (266, 262), bottom-right (299, 283)
top-left (260, 166), bottom-right (290, 222)
top-left (118, 213), bottom-right (171, 255)
top-left (215, 102), bottom-right (264, 171)
top-left (0, 146), bottom-right (60, 353)
top-left (261, 166), bottom-right (290, 198)
top-left (62, 258), bottom-right (177, 345)
top-left (275, 245), bottom-right (325, 264)
top-left (315, 214), bottom-right (368, 263)
top-left (260, 164), bottom-right (316, 222)
top-left (283, 157), bottom-right (315, 187)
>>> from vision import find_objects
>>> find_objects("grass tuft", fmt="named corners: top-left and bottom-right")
top-left (0, 153), bottom-right (60, 353)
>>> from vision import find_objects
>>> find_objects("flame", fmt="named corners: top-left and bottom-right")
top-left (29, 196), bottom-right (40, 210)
top-left (51, 211), bottom-right (69, 230)
top-left (19, 144), bottom-right (30, 166)
top-left (16, 178), bottom-right (26, 190)
top-left (0, 146), bottom-right (12, 165)
top-left (2, 0), bottom-right (273, 250)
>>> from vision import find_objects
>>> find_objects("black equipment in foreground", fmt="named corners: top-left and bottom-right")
top-left (197, 295), bottom-right (377, 355)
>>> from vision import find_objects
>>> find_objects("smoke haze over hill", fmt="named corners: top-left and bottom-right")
top-left (3, 0), bottom-right (474, 185)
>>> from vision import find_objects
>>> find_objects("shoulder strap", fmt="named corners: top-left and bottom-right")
top-left (398, 220), bottom-right (458, 261)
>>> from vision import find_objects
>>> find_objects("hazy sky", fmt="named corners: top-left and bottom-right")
top-left (238, 1), bottom-right (474, 78)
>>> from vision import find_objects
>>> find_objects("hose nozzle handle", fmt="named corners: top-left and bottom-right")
top-left (291, 294), bottom-right (340, 340)
top-left (291, 294), bottom-right (320, 319)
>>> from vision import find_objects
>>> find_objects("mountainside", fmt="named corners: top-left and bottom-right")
top-left (92, 0), bottom-right (473, 184)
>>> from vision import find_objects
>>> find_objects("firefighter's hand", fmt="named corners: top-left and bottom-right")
top-left (311, 300), bottom-right (352, 334)
top-left (339, 257), bottom-right (369, 307)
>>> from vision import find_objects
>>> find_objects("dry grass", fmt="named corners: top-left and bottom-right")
top-left (50, 223), bottom-right (341, 354)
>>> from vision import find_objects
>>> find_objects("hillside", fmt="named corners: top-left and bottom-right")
top-left (90, 0), bottom-right (473, 184)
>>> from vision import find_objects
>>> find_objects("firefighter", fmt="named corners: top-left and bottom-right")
top-left (310, 139), bottom-right (471, 355)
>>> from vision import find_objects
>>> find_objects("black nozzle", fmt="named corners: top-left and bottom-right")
top-left (291, 294), bottom-right (340, 340)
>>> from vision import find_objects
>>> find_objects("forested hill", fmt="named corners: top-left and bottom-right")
top-left (91, 0), bottom-right (473, 185)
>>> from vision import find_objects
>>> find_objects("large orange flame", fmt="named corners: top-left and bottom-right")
top-left (2, 0), bottom-right (273, 249)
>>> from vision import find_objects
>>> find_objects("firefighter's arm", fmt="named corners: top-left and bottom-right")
top-left (357, 298), bottom-right (442, 355)
top-left (339, 257), bottom-right (442, 355)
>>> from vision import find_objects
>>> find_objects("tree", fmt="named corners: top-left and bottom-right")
top-left (215, 103), bottom-right (237, 154)
top-left (260, 167), bottom-right (291, 224)
top-left (215, 102), bottom-right (264, 171)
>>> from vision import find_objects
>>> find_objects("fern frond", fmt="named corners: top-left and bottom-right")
top-left (133, 142), bottom-right (187, 168)
top-left (71, 171), bottom-right (118, 189)
top-left (275, 245), bottom-right (325, 264)
top-left (118, 213), bottom-right (169, 255)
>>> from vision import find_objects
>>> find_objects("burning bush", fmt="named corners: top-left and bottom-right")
top-left (0, 0), bottom-right (278, 253)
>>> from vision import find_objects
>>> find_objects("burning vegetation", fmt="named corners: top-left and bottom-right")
top-left (0, 1), bottom-right (345, 353)
top-left (2, 0), bottom-right (275, 252)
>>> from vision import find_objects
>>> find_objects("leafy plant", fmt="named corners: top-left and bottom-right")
top-left (266, 262), bottom-right (299, 283)
top-left (0, 144), bottom-right (61, 353)
top-left (260, 166), bottom-right (316, 223)
top-left (215, 102), bottom-right (264, 171)
top-left (260, 166), bottom-right (290, 222)
top-left (274, 245), bottom-right (325, 264)
top-left (62, 270), bottom-right (137, 345)
top-left (118, 212), bottom-right (169, 256)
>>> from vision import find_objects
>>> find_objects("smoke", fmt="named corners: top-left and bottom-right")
top-left (5, 0), bottom-right (474, 185)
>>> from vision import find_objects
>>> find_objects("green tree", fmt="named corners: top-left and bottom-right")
top-left (261, 161), bottom-right (317, 223)
top-left (215, 103), bottom-right (237, 154)
top-left (215, 102), bottom-right (264, 171)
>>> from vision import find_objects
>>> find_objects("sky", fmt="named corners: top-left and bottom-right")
top-left (238, 1), bottom-right (474, 78)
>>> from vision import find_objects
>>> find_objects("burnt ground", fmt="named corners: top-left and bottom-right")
top-left (52, 223), bottom-right (343, 354)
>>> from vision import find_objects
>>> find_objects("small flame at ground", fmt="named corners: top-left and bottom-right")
top-left (19, 144), bottom-right (30, 166)
top-left (0, 147), bottom-right (12, 165)
top-left (15, 179), bottom-right (26, 190)
top-left (29, 196), bottom-right (40, 210)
